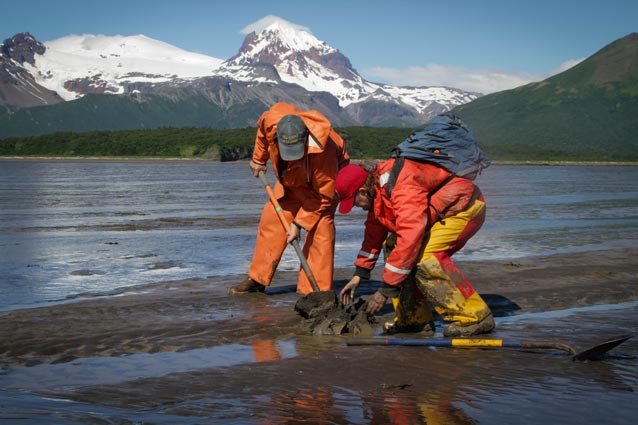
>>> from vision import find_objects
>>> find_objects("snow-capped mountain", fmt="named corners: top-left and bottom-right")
top-left (219, 17), bottom-right (478, 114)
top-left (0, 17), bottom-right (482, 135)
top-left (220, 18), bottom-right (376, 107)
top-left (28, 33), bottom-right (224, 100)
top-left (0, 32), bottom-right (224, 108)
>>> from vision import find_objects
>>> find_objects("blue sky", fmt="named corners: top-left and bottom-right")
top-left (2, 0), bottom-right (636, 93)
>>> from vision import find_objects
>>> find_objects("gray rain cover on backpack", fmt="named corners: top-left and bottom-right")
top-left (391, 113), bottom-right (491, 180)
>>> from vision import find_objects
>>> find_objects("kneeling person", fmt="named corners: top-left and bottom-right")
top-left (335, 162), bottom-right (494, 337)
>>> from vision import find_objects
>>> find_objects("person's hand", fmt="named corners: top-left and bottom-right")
top-left (365, 290), bottom-right (388, 314)
top-left (286, 223), bottom-right (301, 244)
top-left (249, 160), bottom-right (267, 177)
top-left (339, 276), bottom-right (361, 304)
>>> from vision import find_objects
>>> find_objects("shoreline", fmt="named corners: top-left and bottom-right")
top-left (0, 156), bottom-right (220, 163)
top-left (1, 156), bottom-right (637, 166)
top-left (1, 247), bottom-right (636, 368)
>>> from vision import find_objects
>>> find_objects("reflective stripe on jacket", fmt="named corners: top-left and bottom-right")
top-left (354, 158), bottom-right (478, 285)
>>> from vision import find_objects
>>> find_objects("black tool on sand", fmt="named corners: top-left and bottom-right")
top-left (347, 334), bottom-right (635, 361)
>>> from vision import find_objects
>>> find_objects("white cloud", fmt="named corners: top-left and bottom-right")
top-left (362, 58), bottom-right (586, 94)
top-left (551, 57), bottom-right (586, 74)
top-left (240, 15), bottom-right (311, 35)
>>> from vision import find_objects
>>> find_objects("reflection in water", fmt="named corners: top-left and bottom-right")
top-left (255, 371), bottom-right (479, 424)
top-left (249, 307), bottom-right (636, 424)
top-left (252, 339), bottom-right (282, 363)
top-left (2, 339), bottom-right (297, 391)
top-left (2, 311), bottom-right (635, 425)
top-left (266, 387), bottom-right (343, 424)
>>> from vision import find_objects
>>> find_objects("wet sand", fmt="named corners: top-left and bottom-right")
top-left (2, 248), bottom-right (636, 367)
top-left (1, 248), bottom-right (637, 423)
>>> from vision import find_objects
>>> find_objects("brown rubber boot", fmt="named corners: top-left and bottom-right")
top-left (228, 277), bottom-right (265, 295)
top-left (442, 313), bottom-right (495, 337)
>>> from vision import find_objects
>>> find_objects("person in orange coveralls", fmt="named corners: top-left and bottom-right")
top-left (335, 162), bottom-right (494, 337)
top-left (229, 102), bottom-right (349, 296)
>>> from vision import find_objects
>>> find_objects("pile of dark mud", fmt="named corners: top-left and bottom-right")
top-left (294, 291), bottom-right (376, 335)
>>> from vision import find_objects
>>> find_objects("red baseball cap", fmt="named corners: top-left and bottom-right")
top-left (336, 164), bottom-right (369, 214)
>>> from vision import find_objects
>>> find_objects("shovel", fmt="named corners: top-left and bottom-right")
top-left (257, 172), bottom-right (353, 325)
top-left (347, 333), bottom-right (635, 361)
top-left (257, 171), bottom-right (335, 296)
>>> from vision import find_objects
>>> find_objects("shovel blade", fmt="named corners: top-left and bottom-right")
top-left (572, 334), bottom-right (635, 361)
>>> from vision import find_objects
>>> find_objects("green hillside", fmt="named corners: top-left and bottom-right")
top-left (453, 33), bottom-right (638, 162)
top-left (0, 92), bottom-right (268, 138)
top-left (0, 126), bottom-right (414, 160)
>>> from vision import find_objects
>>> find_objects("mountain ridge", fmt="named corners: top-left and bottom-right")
top-left (0, 18), bottom-right (479, 137)
top-left (2, 24), bottom-right (636, 163)
top-left (453, 32), bottom-right (638, 161)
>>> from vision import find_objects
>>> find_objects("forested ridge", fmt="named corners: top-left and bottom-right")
top-left (3, 125), bottom-right (633, 162)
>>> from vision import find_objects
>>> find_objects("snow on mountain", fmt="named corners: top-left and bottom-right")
top-left (378, 84), bottom-right (480, 113)
top-left (222, 16), bottom-right (379, 107)
top-left (2, 17), bottom-right (481, 126)
top-left (25, 34), bottom-right (224, 100)
top-left (221, 16), bottom-right (479, 111)
top-left (0, 33), bottom-right (64, 109)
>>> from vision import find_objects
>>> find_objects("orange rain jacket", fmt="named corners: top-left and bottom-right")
top-left (249, 102), bottom-right (349, 293)
top-left (354, 158), bottom-right (478, 286)
top-left (252, 102), bottom-right (349, 230)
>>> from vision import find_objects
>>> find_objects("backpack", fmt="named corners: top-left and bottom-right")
top-left (386, 113), bottom-right (490, 198)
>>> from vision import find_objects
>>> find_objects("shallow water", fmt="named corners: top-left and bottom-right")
top-left (1, 160), bottom-right (638, 424)
top-left (3, 302), bottom-right (635, 392)
top-left (2, 305), bottom-right (636, 424)
top-left (1, 161), bottom-right (637, 311)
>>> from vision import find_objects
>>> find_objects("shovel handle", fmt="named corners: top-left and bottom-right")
top-left (347, 337), bottom-right (577, 355)
top-left (347, 334), bottom-right (636, 361)
top-left (258, 171), bottom-right (320, 292)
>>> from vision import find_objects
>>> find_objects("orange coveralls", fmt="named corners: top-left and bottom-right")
top-left (354, 158), bottom-right (492, 327)
top-left (248, 102), bottom-right (349, 294)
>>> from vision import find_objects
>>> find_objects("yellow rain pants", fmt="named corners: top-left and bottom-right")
top-left (387, 196), bottom-right (492, 330)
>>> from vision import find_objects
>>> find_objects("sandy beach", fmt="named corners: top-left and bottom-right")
top-left (1, 247), bottom-right (636, 424)
top-left (2, 248), bottom-right (636, 368)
